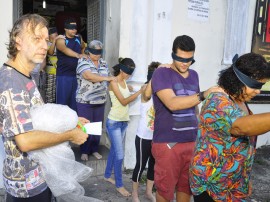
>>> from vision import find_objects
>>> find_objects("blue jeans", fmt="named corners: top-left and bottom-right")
top-left (104, 119), bottom-right (128, 188)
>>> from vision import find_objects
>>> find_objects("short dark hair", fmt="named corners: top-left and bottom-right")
top-left (7, 14), bottom-right (48, 59)
top-left (112, 58), bottom-right (136, 76)
top-left (64, 17), bottom-right (76, 26)
top-left (172, 35), bottom-right (195, 53)
top-left (218, 53), bottom-right (270, 101)
top-left (146, 61), bottom-right (161, 83)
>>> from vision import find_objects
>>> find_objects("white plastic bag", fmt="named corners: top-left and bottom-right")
top-left (29, 103), bottom-right (102, 202)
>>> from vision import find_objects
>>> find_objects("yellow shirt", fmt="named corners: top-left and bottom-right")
top-left (108, 80), bottom-right (130, 121)
top-left (46, 42), bottom-right (57, 75)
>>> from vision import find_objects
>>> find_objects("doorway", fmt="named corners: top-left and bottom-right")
top-left (15, 0), bottom-right (105, 44)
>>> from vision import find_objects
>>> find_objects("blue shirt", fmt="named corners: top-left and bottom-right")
top-left (57, 35), bottom-right (81, 76)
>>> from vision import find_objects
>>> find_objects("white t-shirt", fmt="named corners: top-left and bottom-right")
top-left (136, 98), bottom-right (154, 140)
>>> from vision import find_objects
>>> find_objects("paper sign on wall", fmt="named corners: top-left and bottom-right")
top-left (188, 0), bottom-right (209, 22)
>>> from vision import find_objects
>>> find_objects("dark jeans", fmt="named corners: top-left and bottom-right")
top-left (56, 75), bottom-right (77, 112)
top-left (77, 102), bottom-right (105, 154)
top-left (6, 187), bottom-right (52, 202)
top-left (193, 191), bottom-right (215, 202)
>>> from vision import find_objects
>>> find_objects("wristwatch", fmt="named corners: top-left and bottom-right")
top-left (197, 91), bottom-right (205, 102)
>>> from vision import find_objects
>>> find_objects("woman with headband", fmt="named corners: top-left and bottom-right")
top-left (76, 40), bottom-right (115, 161)
top-left (189, 53), bottom-right (270, 202)
top-left (104, 58), bottom-right (142, 197)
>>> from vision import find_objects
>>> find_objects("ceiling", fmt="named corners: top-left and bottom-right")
top-left (23, 0), bottom-right (87, 14)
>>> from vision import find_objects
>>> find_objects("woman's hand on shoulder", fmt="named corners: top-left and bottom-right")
top-left (107, 76), bottom-right (117, 82)
top-left (158, 63), bottom-right (171, 68)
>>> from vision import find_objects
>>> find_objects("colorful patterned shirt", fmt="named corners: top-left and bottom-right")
top-left (0, 64), bottom-right (47, 198)
top-left (189, 92), bottom-right (256, 202)
top-left (76, 57), bottom-right (111, 104)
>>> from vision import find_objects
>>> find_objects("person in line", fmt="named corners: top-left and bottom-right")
top-left (151, 35), bottom-right (222, 202)
top-left (45, 27), bottom-right (65, 103)
top-left (0, 14), bottom-right (88, 202)
top-left (189, 53), bottom-right (270, 202)
top-left (56, 17), bottom-right (87, 111)
top-left (131, 61), bottom-right (161, 202)
top-left (104, 58), bottom-right (142, 197)
top-left (76, 40), bottom-right (116, 161)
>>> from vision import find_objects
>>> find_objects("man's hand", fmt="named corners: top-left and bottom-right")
top-left (107, 76), bottom-right (117, 82)
top-left (55, 35), bottom-right (65, 40)
top-left (78, 117), bottom-right (90, 125)
top-left (77, 53), bottom-right (88, 59)
top-left (158, 63), bottom-right (171, 68)
top-left (204, 86), bottom-right (224, 98)
top-left (69, 128), bottom-right (88, 145)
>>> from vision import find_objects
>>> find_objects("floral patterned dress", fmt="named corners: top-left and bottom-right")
top-left (189, 92), bottom-right (256, 202)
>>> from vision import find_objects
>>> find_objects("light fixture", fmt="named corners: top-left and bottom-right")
top-left (43, 0), bottom-right (46, 9)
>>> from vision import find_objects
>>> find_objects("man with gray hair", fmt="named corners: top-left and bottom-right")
top-left (0, 14), bottom-right (88, 201)
top-left (76, 40), bottom-right (115, 161)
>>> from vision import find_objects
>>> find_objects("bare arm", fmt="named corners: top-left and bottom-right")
top-left (82, 70), bottom-right (115, 83)
top-left (56, 38), bottom-right (86, 59)
top-left (157, 86), bottom-right (223, 111)
top-left (142, 81), bottom-right (152, 102)
top-left (110, 80), bottom-right (141, 106)
top-left (157, 89), bottom-right (200, 111)
top-left (80, 37), bottom-right (86, 54)
top-left (230, 112), bottom-right (270, 136)
top-left (48, 35), bottom-right (65, 55)
top-left (15, 127), bottom-right (88, 152)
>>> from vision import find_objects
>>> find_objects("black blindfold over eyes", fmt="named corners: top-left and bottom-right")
top-left (119, 63), bottom-right (134, 75)
top-left (88, 48), bottom-right (103, 55)
top-left (171, 52), bottom-right (195, 65)
top-left (65, 24), bottom-right (77, 30)
top-left (232, 54), bottom-right (265, 89)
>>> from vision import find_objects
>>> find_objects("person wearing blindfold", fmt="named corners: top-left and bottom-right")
top-left (76, 40), bottom-right (116, 161)
top-left (104, 58), bottom-right (142, 197)
top-left (151, 35), bottom-right (223, 202)
top-left (131, 61), bottom-right (160, 202)
top-left (190, 53), bottom-right (270, 202)
top-left (55, 17), bottom-right (87, 112)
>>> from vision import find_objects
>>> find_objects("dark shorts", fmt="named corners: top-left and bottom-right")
top-left (152, 142), bottom-right (195, 200)
top-left (193, 191), bottom-right (215, 202)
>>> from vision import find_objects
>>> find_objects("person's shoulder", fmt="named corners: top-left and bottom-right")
top-left (77, 58), bottom-right (90, 68)
top-left (153, 67), bottom-right (174, 80)
top-left (154, 67), bottom-right (172, 75)
top-left (207, 92), bottom-right (232, 105)
top-left (189, 69), bottom-right (198, 75)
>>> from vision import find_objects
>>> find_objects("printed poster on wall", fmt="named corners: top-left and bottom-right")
top-left (188, 0), bottom-right (209, 22)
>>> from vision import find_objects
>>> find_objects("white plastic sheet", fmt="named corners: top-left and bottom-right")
top-left (29, 103), bottom-right (102, 202)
